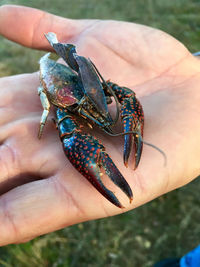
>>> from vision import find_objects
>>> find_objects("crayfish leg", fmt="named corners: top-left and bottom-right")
top-left (38, 86), bottom-right (51, 139)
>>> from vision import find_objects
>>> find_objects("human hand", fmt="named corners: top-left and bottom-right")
top-left (0, 5), bottom-right (200, 245)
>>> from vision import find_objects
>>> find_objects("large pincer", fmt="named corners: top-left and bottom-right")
top-left (62, 132), bottom-right (133, 208)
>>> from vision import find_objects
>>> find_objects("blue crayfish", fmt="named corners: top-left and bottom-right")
top-left (38, 32), bottom-right (144, 208)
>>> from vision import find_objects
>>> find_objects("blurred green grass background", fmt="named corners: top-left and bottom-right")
top-left (0, 0), bottom-right (200, 266)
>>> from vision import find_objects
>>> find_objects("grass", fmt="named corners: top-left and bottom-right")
top-left (0, 0), bottom-right (200, 266)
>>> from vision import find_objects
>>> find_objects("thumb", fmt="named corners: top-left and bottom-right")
top-left (0, 5), bottom-right (94, 50)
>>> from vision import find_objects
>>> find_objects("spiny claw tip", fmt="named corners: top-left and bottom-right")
top-left (134, 151), bottom-right (141, 170)
top-left (117, 202), bottom-right (125, 209)
top-left (123, 154), bottom-right (129, 168)
top-left (124, 161), bottom-right (128, 168)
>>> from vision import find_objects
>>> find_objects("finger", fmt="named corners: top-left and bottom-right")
top-left (0, 115), bottom-right (64, 179)
top-left (0, 73), bottom-right (43, 130)
top-left (0, 177), bottom-right (72, 245)
top-left (0, 5), bottom-right (94, 50)
top-left (0, 142), bottom-right (23, 185)
top-left (0, 153), bottom-right (153, 246)
top-left (0, 73), bottom-right (40, 111)
top-left (0, 73), bottom-right (56, 130)
top-left (0, 174), bottom-right (112, 246)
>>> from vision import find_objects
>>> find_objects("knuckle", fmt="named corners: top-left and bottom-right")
top-left (0, 143), bottom-right (18, 180)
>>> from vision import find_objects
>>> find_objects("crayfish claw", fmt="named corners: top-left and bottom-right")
top-left (62, 132), bottom-right (133, 208)
top-left (123, 118), bottom-right (133, 168)
top-left (86, 164), bottom-right (125, 208)
top-left (134, 134), bottom-right (143, 170)
top-left (100, 152), bottom-right (133, 202)
top-left (122, 116), bottom-right (143, 170)
top-left (121, 99), bottom-right (144, 170)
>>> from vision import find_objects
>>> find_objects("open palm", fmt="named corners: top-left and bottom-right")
top-left (0, 5), bottom-right (200, 245)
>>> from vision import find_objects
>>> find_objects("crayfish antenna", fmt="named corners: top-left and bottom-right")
top-left (142, 140), bottom-right (167, 167)
top-left (103, 130), bottom-right (167, 168)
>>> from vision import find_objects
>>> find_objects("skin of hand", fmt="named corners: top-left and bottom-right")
top-left (0, 4), bottom-right (200, 246)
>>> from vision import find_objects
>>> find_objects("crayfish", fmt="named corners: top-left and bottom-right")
top-left (38, 32), bottom-right (145, 208)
